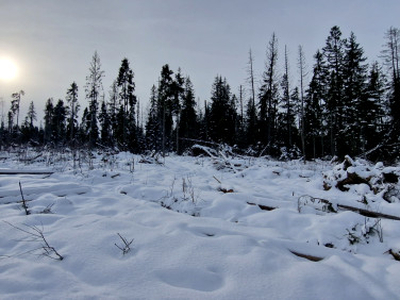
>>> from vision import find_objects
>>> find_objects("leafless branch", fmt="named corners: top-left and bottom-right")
top-left (4, 221), bottom-right (64, 261)
top-left (115, 233), bottom-right (134, 255)
top-left (19, 181), bottom-right (30, 215)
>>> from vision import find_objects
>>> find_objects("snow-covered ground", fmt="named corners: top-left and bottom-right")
top-left (0, 150), bottom-right (399, 299)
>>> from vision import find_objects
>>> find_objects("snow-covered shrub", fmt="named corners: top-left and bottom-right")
top-left (322, 156), bottom-right (400, 201)
top-left (345, 218), bottom-right (383, 246)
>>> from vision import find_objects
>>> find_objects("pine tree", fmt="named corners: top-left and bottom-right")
top-left (245, 49), bottom-right (258, 147)
top-left (298, 45), bottom-right (307, 160)
top-left (85, 51), bottom-right (104, 149)
top-left (247, 49), bottom-right (256, 114)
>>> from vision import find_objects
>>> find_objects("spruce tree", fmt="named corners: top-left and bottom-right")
top-left (145, 85), bottom-right (161, 151)
top-left (80, 107), bottom-right (90, 145)
top-left (304, 50), bottom-right (327, 159)
top-left (198, 100), bottom-right (211, 142)
top-left (108, 79), bottom-right (119, 146)
top-left (209, 76), bottom-right (237, 145)
top-left (99, 100), bottom-right (112, 147)
top-left (43, 98), bottom-right (54, 145)
top-left (66, 82), bottom-right (79, 145)
top-left (360, 62), bottom-right (388, 159)
top-left (342, 32), bottom-right (368, 155)
top-left (20, 101), bottom-right (38, 144)
top-left (52, 100), bottom-right (67, 146)
top-left (322, 26), bottom-right (346, 157)
top-left (27, 101), bottom-right (37, 129)
top-left (381, 27), bottom-right (400, 154)
top-left (258, 33), bottom-right (279, 154)
top-left (172, 68), bottom-right (185, 152)
top-left (245, 49), bottom-right (258, 148)
top-left (245, 97), bottom-right (258, 147)
top-left (116, 58), bottom-right (137, 151)
top-left (178, 76), bottom-right (197, 153)
top-left (157, 64), bottom-right (174, 154)
top-left (277, 45), bottom-right (297, 151)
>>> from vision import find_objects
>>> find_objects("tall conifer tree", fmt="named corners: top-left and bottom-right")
top-left (85, 51), bottom-right (104, 149)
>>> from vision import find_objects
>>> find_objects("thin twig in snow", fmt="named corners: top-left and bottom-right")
top-left (115, 233), bottom-right (134, 255)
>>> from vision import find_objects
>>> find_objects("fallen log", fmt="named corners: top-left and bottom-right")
top-left (299, 195), bottom-right (400, 221)
top-left (247, 202), bottom-right (277, 211)
top-left (0, 170), bottom-right (54, 175)
top-left (337, 204), bottom-right (400, 221)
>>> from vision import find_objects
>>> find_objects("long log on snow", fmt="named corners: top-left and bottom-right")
top-left (250, 196), bottom-right (400, 221)
top-left (0, 170), bottom-right (54, 175)
top-left (337, 204), bottom-right (400, 221)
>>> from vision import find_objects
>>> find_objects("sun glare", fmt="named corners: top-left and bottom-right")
top-left (0, 58), bottom-right (18, 81)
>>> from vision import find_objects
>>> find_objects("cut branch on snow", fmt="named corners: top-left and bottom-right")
top-left (289, 249), bottom-right (324, 262)
top-left (4, 221), bottom-right (63, 261)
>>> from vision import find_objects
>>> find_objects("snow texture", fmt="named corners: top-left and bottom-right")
top-left (0, 150), bottom-right (399, 299)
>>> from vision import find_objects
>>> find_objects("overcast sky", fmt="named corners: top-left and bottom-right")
top-left (0, 0), bottom-right (399, 122)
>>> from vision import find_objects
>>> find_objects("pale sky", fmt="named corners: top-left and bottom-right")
top-left (0, 0), bottom-right (399, 123)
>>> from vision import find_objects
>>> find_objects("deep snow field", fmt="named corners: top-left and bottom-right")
top-left (0, 149), bottom-right (400, 299)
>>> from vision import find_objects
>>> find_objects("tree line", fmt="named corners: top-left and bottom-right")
top-left (1, 26), bottom-right (400, 162)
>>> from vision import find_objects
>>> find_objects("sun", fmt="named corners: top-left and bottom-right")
top-left (0, 58), bottom-right (18, 81)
